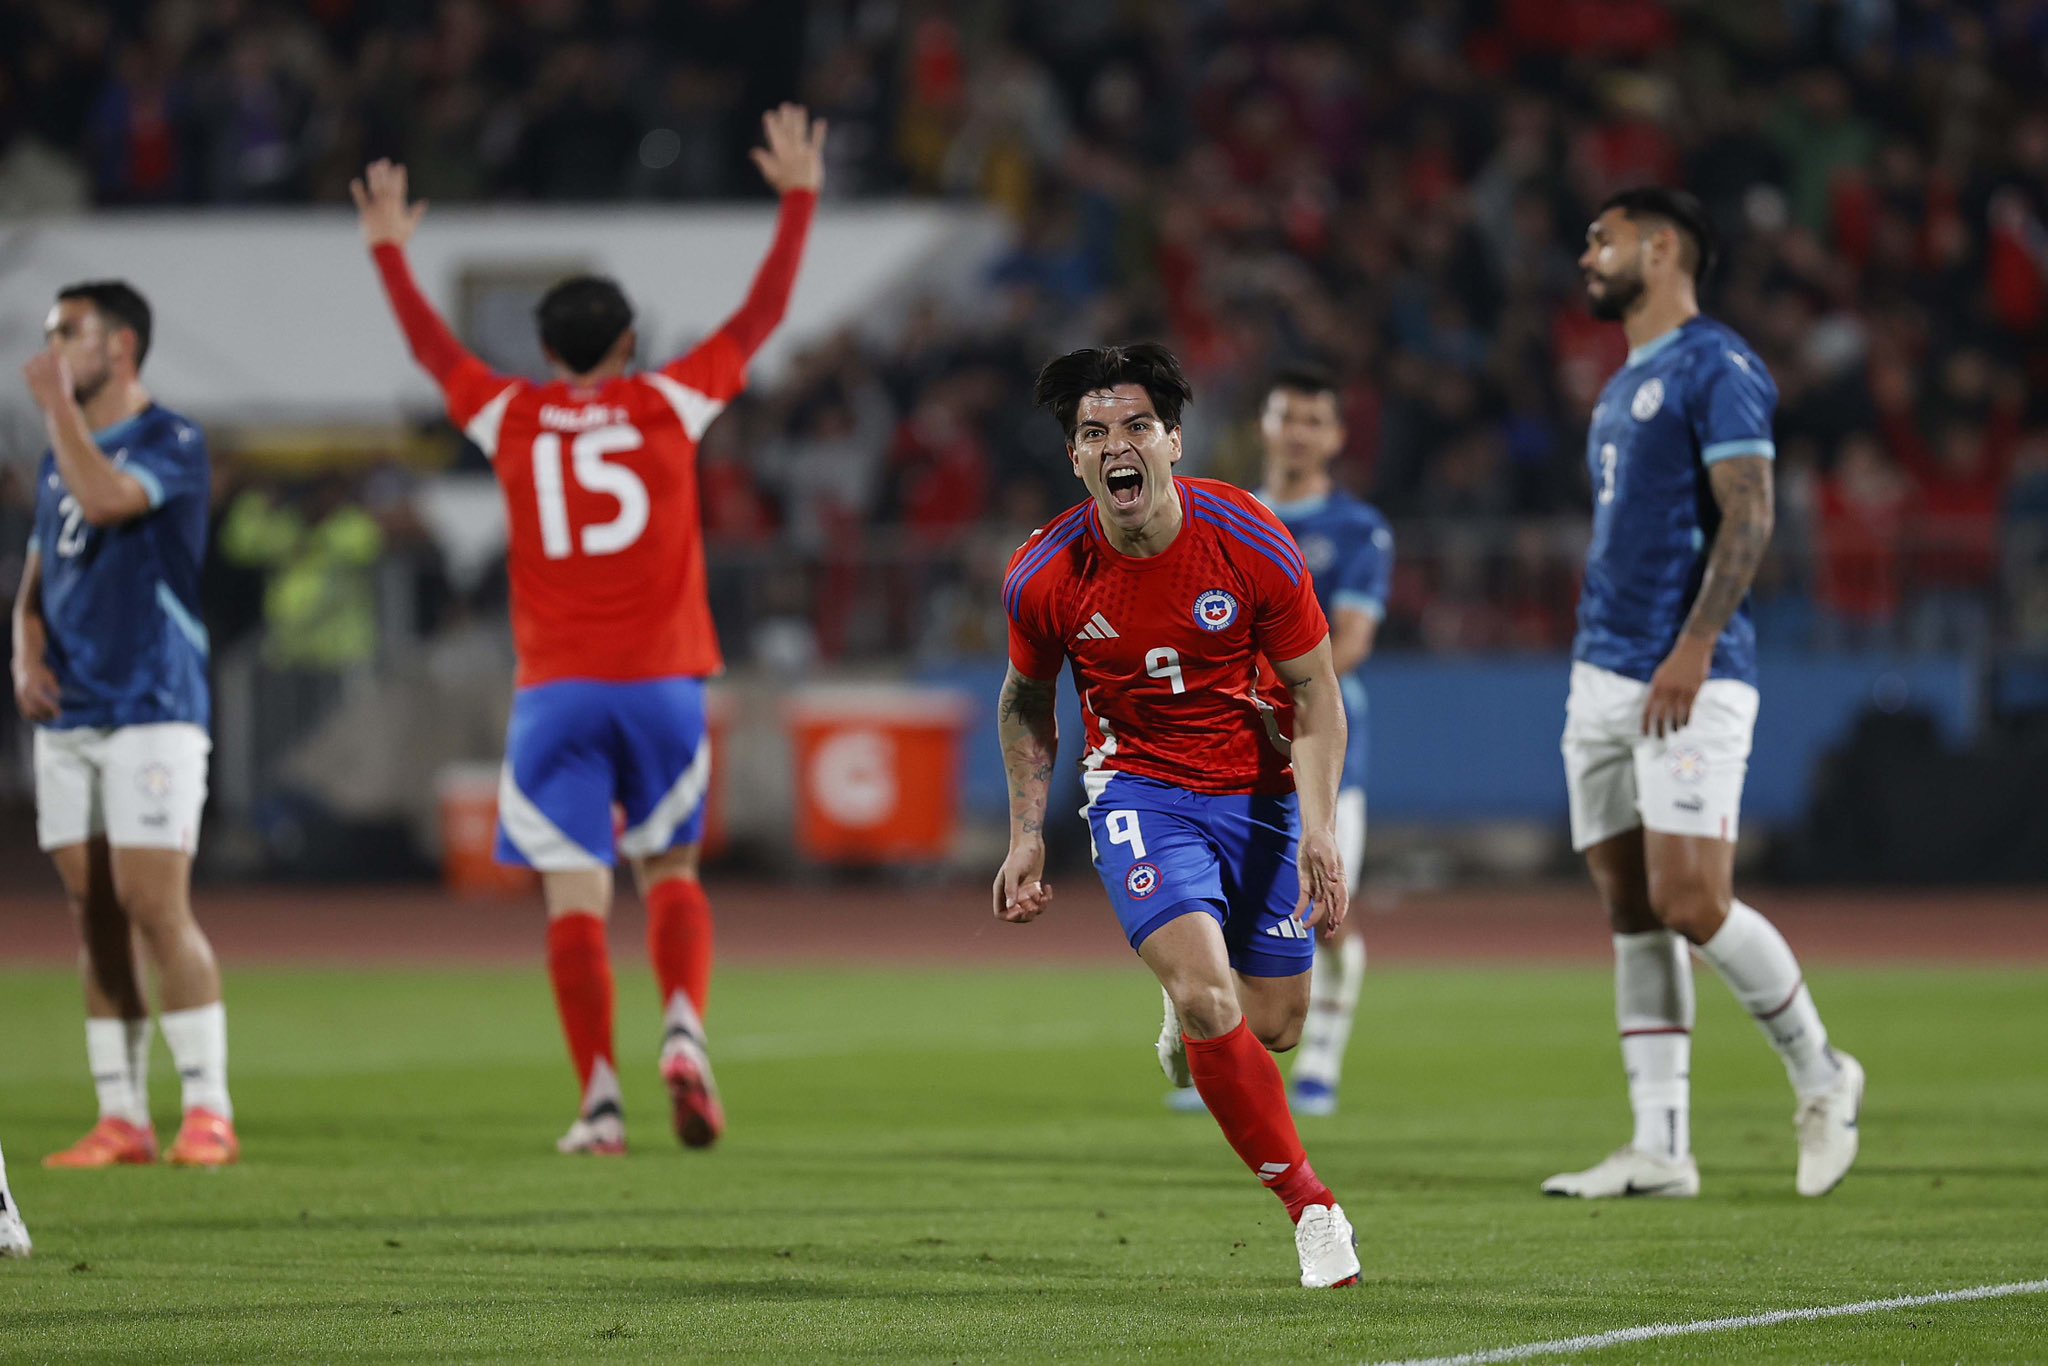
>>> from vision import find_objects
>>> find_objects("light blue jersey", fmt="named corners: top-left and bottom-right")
top-left (1263, 489), bottom-right (1393, 791)
top-left (31, 404), bottom-right (211, 730)
top-left (1574, 316), bottom-right (1776, 686)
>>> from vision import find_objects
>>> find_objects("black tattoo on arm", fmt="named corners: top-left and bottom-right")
top-left (1682, 455), bottom-right (1774, 645)
top-left (997, 667), bottom-right (1059, 839)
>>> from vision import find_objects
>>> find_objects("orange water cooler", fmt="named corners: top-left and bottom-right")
top-left (436, 761), bottom-right (537, 896)
top-left (786, 686), bottom-right (972, 865)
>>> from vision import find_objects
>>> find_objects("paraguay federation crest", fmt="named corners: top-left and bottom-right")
top-left (1631, 377), bottom-right (1665, 421)
top-left (1192, 589), bottom-right (1241, 632)
top-left (1666, 745), bottom-right (1708, 785)
top-left (1125, 862), bottom-right (1162, 900)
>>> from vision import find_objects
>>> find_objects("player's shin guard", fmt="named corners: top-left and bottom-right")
top-left (1294, 936), bottom-right (1365, 1089)
top-left (1186, 1018), bottom-right (1335, 1223)
top-left (1698, 901), bottom-right (1841, 1098)
top-left (159, 1003), bottom-right (232, 1120)
top-left (85, 1017), bottom-right (151, 1126)
top-left (646, 877), bottom-right (713, 1022)
top-left (546, 913), bottom-right (620, 1113)
top-left (1615, 931), bottom-right (1693, 1160)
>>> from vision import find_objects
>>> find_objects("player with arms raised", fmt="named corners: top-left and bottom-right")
top-left (995, 344), bottom-right (1361, 1288)
top-left (1546, 188), bottom-right (1862, 1200)
top-left (14, 281), bottom-right (237, 1169)
top-left (353, 105), bottom-right (825, 1155)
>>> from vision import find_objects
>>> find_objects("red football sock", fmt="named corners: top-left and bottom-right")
top-left (646, 877), bottom-right (714, 1020)
top-left (1185, 1017), bottom-right (1336, 1223)
top-left (546, 912), bottom-right (615, 1093)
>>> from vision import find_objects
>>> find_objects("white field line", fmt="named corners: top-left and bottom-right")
top-left (1372, 1278), bottom-right (2048, 1366)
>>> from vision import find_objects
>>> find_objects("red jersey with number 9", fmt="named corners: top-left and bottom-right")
top-left (1002, 478), bottom-right (1329, 796)
top-left (437, 343), bottom-right (739, 686)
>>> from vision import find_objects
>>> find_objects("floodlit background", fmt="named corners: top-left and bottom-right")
top-left (3, 5), bottom-right (2047, 1360)
top-left (0, 0), bottom-right (2044, 894)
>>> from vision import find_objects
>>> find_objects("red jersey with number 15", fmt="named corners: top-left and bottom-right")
top-left (1003, 478), bottom-right (1329, 796)
top-left (433, 343), bottom-right (742, 686)
top-left (370, 190), bottom-right (815, 688)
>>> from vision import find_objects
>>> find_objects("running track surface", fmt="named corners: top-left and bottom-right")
top-left (0, 881), bottom-right (2042, 968)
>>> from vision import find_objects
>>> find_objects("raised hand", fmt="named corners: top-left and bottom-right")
top-left (350, 159), bottom-right (428, 248)
top-left (21, 351), bottom-right (74, 414)
top-left (750, 103), bottom-right (827, 195)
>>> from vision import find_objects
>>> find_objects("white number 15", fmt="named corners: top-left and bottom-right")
top-left (532, 426), bottom-right (649, 560)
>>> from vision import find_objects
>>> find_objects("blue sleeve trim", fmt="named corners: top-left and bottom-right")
top-left (1002, 513), bottom-right (1088, 617)
top-left (129, 464), bottom-right (167, 508)
top-left (1332, 591), bottom-right (1386, 621)
top-left (1702, 439), bottom-right (1775, 464)
top-left (1189, 510), bottom-right (1303, 585)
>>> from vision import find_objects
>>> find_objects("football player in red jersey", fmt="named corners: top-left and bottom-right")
top-left (353, 104), bottom-right (825, 1156)
top-left (994, 343), bottom-right (1361, 1288)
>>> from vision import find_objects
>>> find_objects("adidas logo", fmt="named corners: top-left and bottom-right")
top-left (1074, 612), bottom-right (1120, 642)
top-left (1263, 918), bottom-right (1311, 941)
top-left (1258, 1161), bottom-right (1292, 1183)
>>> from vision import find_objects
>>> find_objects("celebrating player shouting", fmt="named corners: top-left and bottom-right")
top-left (1546, 188), bottom-right (1862, 1200)
top-left (994, 344), bottom-right (1361, 1289)
top-left (354, 104), bottom-right (825, 1155)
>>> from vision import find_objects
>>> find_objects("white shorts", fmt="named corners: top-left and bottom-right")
top-left (1561, 661), bottom-right (1757, 852)
top-left (1335, 786), bottom-right (1366, 893)
top-left (35, 723), bottom-right (211, 854)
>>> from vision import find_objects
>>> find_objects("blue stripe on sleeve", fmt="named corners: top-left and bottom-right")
top-left (1702, 439), bottom-right (1775, 464)
top-left (1185, 490), bottom-right (1303, 580)
top-left (1190, 510), bottom-right (1302, 584)
top-left (1002, 513), bottom-right (1087, 616)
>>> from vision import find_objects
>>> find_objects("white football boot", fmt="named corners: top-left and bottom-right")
top-left (556, 1105), bottom-right (626, 1156)
top-left (1156, 987), bottom-right (1191, 1088)
top-left (1294, 1203), bottom-right (1360, 1288)
top-left (1541, 1146), bottom-right (1700, 1199)
top-left (1795, 1051), bottom-right (1864, 1196)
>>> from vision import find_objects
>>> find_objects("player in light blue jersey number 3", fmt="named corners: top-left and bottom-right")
top-left (1545, 189), bottom-right (1862, 1202)
top-left (11, 282), bottom-right (237, 1170)
top-left (1165, 370), bottom-right (1390, 1119)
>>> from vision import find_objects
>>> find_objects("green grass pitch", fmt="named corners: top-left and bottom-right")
top-left (1, 959), bottom-right (2043, 1362)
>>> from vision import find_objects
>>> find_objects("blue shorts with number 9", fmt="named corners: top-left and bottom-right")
top-left (1081, 771), bottom-right (1313, 978)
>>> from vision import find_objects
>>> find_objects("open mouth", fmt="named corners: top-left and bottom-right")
top-left (1105, 465), bottom-right (1144, 510)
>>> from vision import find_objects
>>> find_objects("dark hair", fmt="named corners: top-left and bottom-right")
top-left (57, 280), bottom-right (152, 369)
top-left (536, 275), bottom-right (634, 374)
top-left (1032, 342), bottom-right (1193, 437)
top-left (1600, 186), bottom-right (1717, 284)
top-left (1266, 366), bottom-right (1343, 420)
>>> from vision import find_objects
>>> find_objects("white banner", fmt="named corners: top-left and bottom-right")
top-left (0, 202), bottom-right (1003, 431)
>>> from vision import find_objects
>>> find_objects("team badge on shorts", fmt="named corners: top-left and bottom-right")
top-left (136, 763), bottom-right (173, 801)
top-left (1631, 378), bottom-right (1665, 421)
top-left (1125, 862), bottom-right (1162, 899)
top-left (1666, 745), bottom-right (1708, 784)
top-left (1192, 589), bottom-right (1240, 632)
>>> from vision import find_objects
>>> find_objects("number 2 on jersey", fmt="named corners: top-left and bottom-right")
top-left (532, 426), bottom-right (649, 559)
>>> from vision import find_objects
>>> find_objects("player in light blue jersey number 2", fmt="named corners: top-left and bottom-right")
top-left (1545, 189), bottom-right (1862, 1202)
top-left (11, 282), bottom-right (237, 1170)
top-left (1165, 370), bottom-right (1390, 1119)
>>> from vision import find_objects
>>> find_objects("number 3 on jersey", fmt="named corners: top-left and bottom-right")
top-left (532, 425), bottom-right (648, 559)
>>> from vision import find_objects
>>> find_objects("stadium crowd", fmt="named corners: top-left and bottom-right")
top-left (5, 1), bottom-right (2048, 655)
